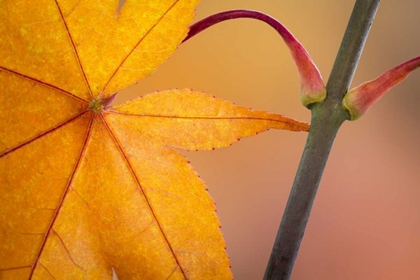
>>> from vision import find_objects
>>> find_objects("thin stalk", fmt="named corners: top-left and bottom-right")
top-left (264, 0), bottom-right (381, 279)
top-left (183, 2), bottom-right (380, 278)
top-left (184, 10), bottom-right (326, 107)
top-left (184, 10), bottom-right (325, 108)
top-left (184, 10), bottom-right (294, 43)
top-left (263, 99), bottom-right (346, 280)
top-left (327, 0), bottom-right (381, 101)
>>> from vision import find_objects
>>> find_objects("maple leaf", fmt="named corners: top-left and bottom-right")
top-left (0, 1), bottom-right (309, 279)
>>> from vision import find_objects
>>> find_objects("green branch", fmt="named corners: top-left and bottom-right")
top-left (263, 0), bottom-right (381, 279)
top-left (327, 0), bottom-right (381, 101)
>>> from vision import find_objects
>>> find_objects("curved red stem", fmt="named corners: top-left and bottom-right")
top-left (183, 10), bottom-right (325, 107)
top-left (184, 10), bottom-right (295, 43)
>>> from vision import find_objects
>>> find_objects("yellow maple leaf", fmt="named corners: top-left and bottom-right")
top-left (0, 1), bottom-right (309, 279)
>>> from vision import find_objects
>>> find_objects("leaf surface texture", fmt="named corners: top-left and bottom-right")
top-left (0, 1), bottom-right (309, 279)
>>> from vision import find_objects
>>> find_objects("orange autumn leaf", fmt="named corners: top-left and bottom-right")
top-left (0, 1), bottom-right (309, 279)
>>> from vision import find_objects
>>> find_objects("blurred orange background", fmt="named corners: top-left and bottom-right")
top-left (115, 1), bottom-right (420, 279)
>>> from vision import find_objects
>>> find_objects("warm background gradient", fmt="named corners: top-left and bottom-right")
top-left (115, 1), bottom-right (420, 279)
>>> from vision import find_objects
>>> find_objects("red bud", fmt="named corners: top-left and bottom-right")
top-left (343, 56), bottom-right (420, 120)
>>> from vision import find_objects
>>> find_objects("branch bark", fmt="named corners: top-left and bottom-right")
top-left (327, 0), bottom-right (381, 101)
top-left (263, 0), bottom-right (381, 279)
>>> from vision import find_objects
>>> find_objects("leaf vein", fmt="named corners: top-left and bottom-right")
top-left (0, 66), bottom-right (88, 103)
top-left (53, 230), bottom-right (87, 273)
top-left (28, 113), bottom-right (94, 278)
top-left (100, 114), bottom-right (187, 279)
top-left (101, 0), bottom-right (181, 94)
top-left (0, 265), bottom-right (31, 271)
top-left (107, 111), bottom-right (303, 126)
top-left (53, 0), bottom-right (93, 98)
top-left (39, 262), bottom-right (57, 280)
top-left (0, 110), bottom-right (88, 158)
